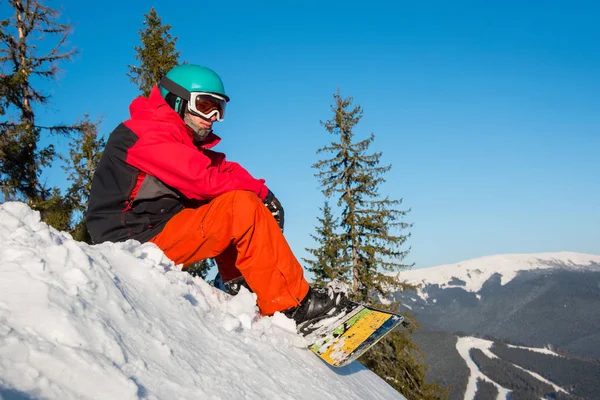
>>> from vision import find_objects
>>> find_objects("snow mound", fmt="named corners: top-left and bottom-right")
top-left (395, 252), bottom-right (600, 295)
top-left (0, 202), bottom-right (403, 400)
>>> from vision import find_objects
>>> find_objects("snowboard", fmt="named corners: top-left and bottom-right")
top-left (210, 274), bottom-right (404, 368)
top-left (299, 301), bottom-right (405, 368)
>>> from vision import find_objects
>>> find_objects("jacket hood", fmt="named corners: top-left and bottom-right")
top-left (127, 87), bottom-right (221, 149)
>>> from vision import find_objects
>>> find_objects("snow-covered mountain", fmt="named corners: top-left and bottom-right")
top-left (392, 251), bottom-right (600, 357)
top-left (392, 252), bottom-right (600, 399)
top-left (0, 202), bottom-right (403, 400)
top-left (396, 252), bottom-right (600, 300)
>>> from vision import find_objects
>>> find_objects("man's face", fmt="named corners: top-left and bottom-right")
top-left (186, 112), bottom-right (216, 130)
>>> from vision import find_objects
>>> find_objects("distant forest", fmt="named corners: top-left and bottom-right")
top-left (413, 329), bottom-right (599, 399)
top-left (473, 379), bottom-right (497, 400)
top-left (490, 343), bottom-right (599, 399)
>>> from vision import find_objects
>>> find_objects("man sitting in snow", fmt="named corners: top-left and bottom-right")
top-left (86, 64), bottom-right (346, 328)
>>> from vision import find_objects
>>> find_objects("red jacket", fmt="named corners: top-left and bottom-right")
top-left (86, 87), bottom-right (268, 244)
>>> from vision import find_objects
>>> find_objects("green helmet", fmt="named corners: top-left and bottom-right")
top-left (159, 64), bottom-right (229, 115)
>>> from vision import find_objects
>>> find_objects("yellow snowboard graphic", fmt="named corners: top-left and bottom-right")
top-left (307, 304), bottom-right (404, 367)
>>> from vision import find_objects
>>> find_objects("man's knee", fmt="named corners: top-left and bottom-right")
top-left (211, 190), bottom-right (263, 215)
top-left (228, 190), bottom-right (263, 210)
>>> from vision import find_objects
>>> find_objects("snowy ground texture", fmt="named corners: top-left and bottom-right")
top-left (0, 202), bottom-right (404, 400)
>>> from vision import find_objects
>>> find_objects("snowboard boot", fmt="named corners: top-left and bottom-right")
top-left (213, 273), bottom-right (252, 296)
top-left (283, 284), bottom-right (348, 334)
top-left (224, 276), bottom-right (252, 296)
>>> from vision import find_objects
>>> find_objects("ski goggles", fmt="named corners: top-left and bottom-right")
top-left (159, 76), bottom-right (228, 122)
top-left (188, 92), bottom-right (227, 122)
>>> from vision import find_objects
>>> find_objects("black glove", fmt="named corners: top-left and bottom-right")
top-left (263, 190), bottom-right (284, 232)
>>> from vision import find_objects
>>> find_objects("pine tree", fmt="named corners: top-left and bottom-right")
top-left (313, 90), bottom-right (413, 301)
top-left (302, 201), bottom-right (347, 286)
top-left (127, 7), bottom-right (180, 96)
top-left (0, 0), bottom-right (80, 207)
top-left (186, 258), bottom-right (215, 280)
top-left (360, 327), bottom-right (447, 400)
top-left (311, 90), bottom-right (447, 399)
top-left (61, 114), bottom-right (105, 243)
top-left (35, 187), bottom-right (73, 232)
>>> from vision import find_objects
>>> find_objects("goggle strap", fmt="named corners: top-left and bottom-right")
top-left (159, 76), bottom-right (191, 100)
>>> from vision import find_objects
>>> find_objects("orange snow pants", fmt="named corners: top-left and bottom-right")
top-left (149, 190), bottom-right (309, 315)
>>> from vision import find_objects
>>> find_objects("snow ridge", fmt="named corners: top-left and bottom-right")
top-left (0, 202), bottom-right (403, 400)
top-left (396, 252), bottom-right (600, 294)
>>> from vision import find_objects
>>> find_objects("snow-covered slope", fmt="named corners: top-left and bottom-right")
top-left (455, 336), bottom-right (566, 399)
top-left (0, 202), bottom-right (403, 400)
top-left (396, 252), bottom-right (600, 296)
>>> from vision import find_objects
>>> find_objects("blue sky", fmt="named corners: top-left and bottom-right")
top-left (8, 0), bottom-right (599, 270)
